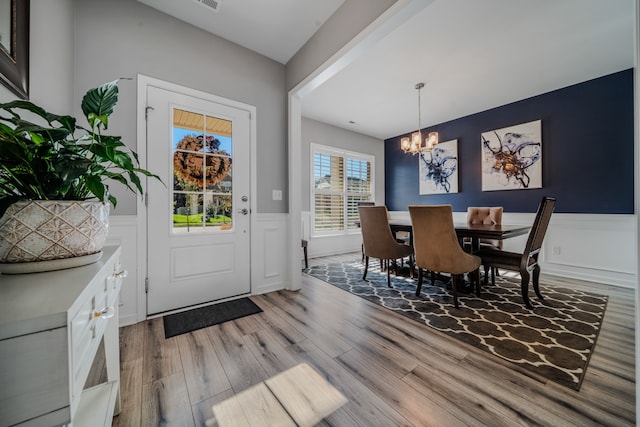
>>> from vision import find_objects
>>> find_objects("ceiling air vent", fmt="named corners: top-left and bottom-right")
top-left (193, 0), bottom-right (222, 12)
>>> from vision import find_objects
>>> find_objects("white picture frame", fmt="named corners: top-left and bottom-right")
top-left (481, 120), bottom-right (542, 191)
top-left (419, 139), bottom-right (458, 195)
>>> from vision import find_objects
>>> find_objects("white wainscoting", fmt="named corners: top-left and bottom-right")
top-left (252, 213), bottom-right (290, 295)
top-left (109, 211), bottom-right (636, 326)
top-left (302, 211), bottom-right (364, 258)
top-left (108, 213), bottom-right (290, 326)
top-left (394, 210), bottom-right (637, 289)
top-left (106, 215), bottom-right (139, 326)
top-left (303, 210), bottom-right (637, 289)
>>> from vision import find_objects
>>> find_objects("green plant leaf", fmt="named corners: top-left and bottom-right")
top-left (0, 80), bottom-right (161, 208)
top-left (84, 175), bottom-right (105, 202)
top-left (81, 80), bottom-right (119, 129)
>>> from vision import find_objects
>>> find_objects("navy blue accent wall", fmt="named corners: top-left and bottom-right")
top-left (385, 69), bottom-right (634, 213)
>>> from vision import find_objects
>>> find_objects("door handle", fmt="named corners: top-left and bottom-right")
top-left (237, 208), bottom-right (249, 215)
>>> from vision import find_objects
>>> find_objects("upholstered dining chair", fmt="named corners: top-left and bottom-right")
top-left (476, 196), bottom-right (557, 309)
top-left (357, 201), bottom-right (376, 262)
top-left (408, 205), bottom-right (481, 308)
top-left (466, 206), bottom-right (504, 249)
top-left (359, 205), bottom-right (413, 287)
top-left (465, 206), bottom-right (503, 281)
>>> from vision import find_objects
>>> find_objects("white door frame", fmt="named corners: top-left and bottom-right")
top-left (286, 0), bottom-right (430, 291)
top-left (136, 74), bottom-right (257, 322)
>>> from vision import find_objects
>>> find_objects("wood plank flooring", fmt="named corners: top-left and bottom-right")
top-left (111, 253), bottom-right (635, 426)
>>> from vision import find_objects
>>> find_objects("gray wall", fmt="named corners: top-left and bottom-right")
top-left (302, 117), bottom-right (385, 210)
top-left (73, 0), bottom-right (287, 214)
top-left (3, 0), bottom-right (400, 216)
top-left (0, 0), bottom-right (75, 112)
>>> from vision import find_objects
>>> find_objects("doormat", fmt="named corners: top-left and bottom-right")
top-left (305, 260), bottom-right (608, 391)
top-left (163, 297), bottom-right (262, 339)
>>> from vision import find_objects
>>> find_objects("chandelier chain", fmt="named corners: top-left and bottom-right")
top-left (417, 84), bottom-right (422, 140)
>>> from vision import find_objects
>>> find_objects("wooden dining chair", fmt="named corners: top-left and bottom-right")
top-left (476, 196), bottom-right (557, 309)
top-left (408, 205), bottom-right (481, 308)
top-left (301, 239), bottom-right (308, 269)
top-left (359, 205), bottom-right (413, 287)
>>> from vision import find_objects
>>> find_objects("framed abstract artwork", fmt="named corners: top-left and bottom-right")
top-left (419, 139), bottom-right (458, 195)
top-left (481, 120), bottom-right (541, 191)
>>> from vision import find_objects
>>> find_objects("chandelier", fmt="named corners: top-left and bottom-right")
top-left (400, 82), bottom-right (438, 155)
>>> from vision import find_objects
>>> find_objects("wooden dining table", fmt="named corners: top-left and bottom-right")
top-left (388, 219), bottom-right (531, 252)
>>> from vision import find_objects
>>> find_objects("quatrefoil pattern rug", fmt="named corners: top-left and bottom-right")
top-left (305, 260), bottom-right (608, 390)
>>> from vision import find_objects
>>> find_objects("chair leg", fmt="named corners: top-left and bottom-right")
top-left (532, 265), bottom-right (543, 300)
top-left (387, 260), bottom-right (392, 288)
top-left (451, 275), bottom-right (459, 309)
top-left (415, 268), bottom-right (423, 296)
top-left (483, 265), bottom-right (490, 286)
top-left (408, 255), bottom-right (415, 278)
top-left (363, 256), bottom-right (369, 280)
top-left (520, 268), bottom-right (533, 309)
top-left (361, 243), bottom-right (364, 263)
top-left (303, 243), bottom-right (308, 269)
top-left (473, 269), bottom-right (481, 296)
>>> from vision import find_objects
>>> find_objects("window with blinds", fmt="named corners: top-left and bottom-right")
top-left (312, 144), bottom-right (374, 235)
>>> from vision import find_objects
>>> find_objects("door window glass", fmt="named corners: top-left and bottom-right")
top-left (172, 108), bottom-right (233, 233)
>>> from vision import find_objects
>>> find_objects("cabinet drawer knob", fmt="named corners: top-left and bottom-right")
top-left (94, 306), bottom-right (115, 319)
top-left (114, 270), bottom-right (128, 278)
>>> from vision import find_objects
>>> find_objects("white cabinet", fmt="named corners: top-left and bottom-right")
top-left (0, 246), bottom-right (123, 427)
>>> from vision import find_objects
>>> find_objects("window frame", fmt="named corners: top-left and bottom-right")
top-left (310, 143), bottom-right (375, 237)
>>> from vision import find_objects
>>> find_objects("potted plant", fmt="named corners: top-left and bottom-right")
top-left (0, 80), bottom-right (160, 272)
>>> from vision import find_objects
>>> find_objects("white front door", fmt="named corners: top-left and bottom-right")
top-left (146, 86), bottom-right (251, 315)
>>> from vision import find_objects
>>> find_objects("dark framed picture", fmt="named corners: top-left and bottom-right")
top-left (0, 0), bottom-right (29, 99)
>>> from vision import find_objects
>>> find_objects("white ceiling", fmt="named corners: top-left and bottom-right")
top-left (136, 0), bottom-right (346, 64)
top-left (139, 0), bottom-right (635, 141)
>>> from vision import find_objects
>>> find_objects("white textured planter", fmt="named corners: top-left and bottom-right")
top-left (0, 200), bottom-right (109, 271)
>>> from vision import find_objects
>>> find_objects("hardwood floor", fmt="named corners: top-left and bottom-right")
top-left (112, 253), bottom-right (635, 426)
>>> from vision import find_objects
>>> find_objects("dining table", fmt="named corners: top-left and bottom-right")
top-left (387, 219), bottom-right (531, 253)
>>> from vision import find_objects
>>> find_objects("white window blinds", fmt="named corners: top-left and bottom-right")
top-left (312, 145), bottom-right (374, 235)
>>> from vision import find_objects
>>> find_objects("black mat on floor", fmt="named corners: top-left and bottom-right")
top-left (163, 297), bottom-right (262, 338)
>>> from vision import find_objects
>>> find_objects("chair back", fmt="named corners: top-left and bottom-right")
top-left (467, 206), bottom-right (503, 249)
top-left (357, 201), bottom-right (380, 220)
top-left (409, 205), bottom-right (479, 274)
top-left (467, 207), bottom-right (503, 225)
top-left (358, 206), bottom-right (403, 260)
top-left (524, 196), bottom-right (556, 257)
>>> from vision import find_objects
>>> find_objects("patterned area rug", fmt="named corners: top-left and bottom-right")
top-left (305, 260), bottom-right (608, 390)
